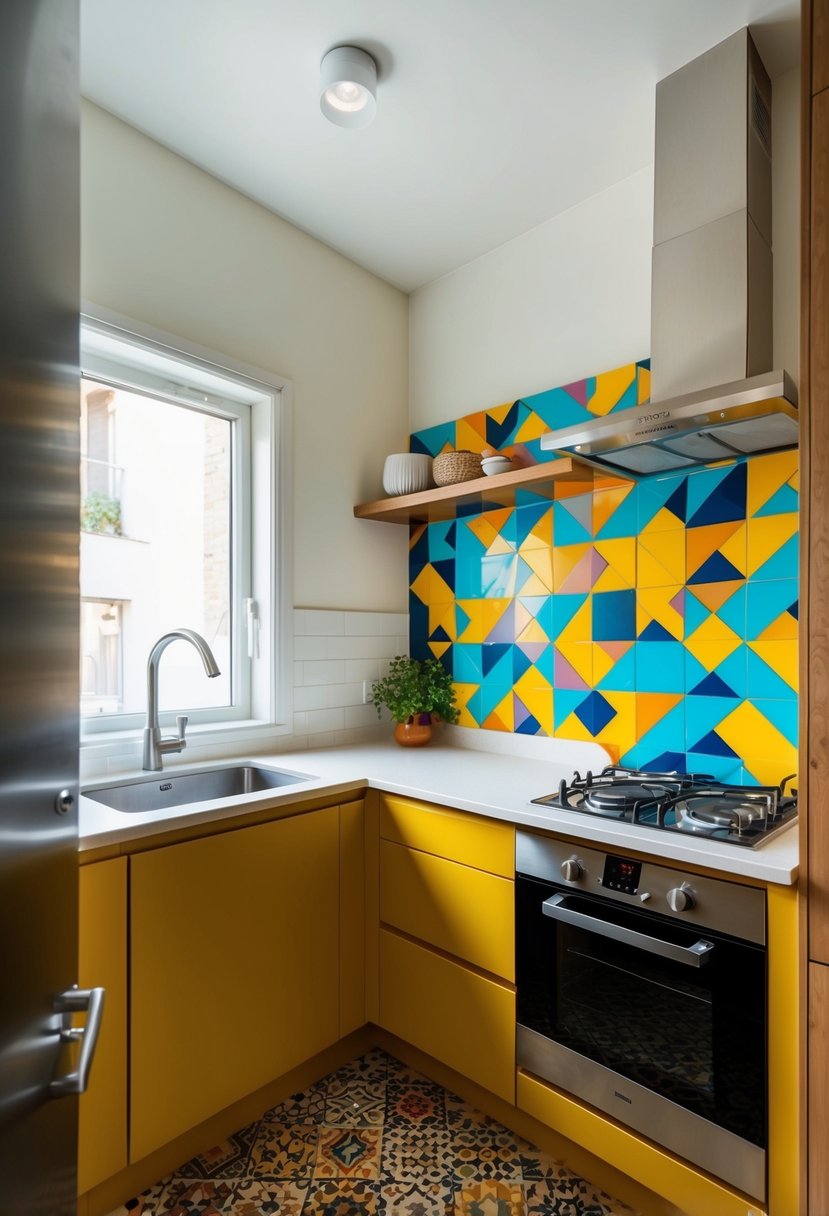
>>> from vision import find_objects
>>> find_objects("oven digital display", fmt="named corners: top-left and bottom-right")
top-left (602, 855), bottom-right (642, 894)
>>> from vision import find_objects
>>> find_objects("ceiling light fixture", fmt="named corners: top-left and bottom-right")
top-left (320, 46), bottom-right (377, 129)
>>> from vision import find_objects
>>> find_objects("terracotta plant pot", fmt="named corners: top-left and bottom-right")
top-left (394, 715), bottom-right (433, 747)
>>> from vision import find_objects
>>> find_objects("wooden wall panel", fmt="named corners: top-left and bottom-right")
top-left (809, 964), bottom-right (829, 1213)
top-left (815, 0), bottom-right (829, 95)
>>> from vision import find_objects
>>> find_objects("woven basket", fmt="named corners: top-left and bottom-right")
top-left (432, 449), bottom-right (483, 486)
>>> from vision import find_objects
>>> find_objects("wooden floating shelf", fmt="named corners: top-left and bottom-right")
top-left (353, 458), bottom-right (590, 524)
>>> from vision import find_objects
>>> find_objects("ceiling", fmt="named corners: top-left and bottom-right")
top-left (80, 0), bottom-right (800, 293)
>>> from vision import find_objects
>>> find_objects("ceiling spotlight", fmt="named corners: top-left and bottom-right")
top-left (320, 46), bottom-right (377, 129)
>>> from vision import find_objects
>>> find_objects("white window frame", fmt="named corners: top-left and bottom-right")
top-left (79, 307), bottom-right (293, 754)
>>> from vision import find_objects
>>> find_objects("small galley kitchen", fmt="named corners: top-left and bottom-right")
top-left (1, 4), bottom-right (816, 1216)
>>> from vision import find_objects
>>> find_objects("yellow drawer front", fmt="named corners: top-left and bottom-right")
top-left (379, 795), bottom-right (514, 877)
top-left (78, 857), bottom-right (128, 1195)
top-left (379, 928), bottom-right (515, 1103)
top-left (380, 839), bottom-right (514, 981)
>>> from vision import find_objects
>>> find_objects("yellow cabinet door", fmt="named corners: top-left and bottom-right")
top-left (380, 795), bottom-right (514, 878)
top-left (77, 857), bottom-right (128, 1195)
top-left (379, 928), bottom-right (515, 1103)
top-left (380, 839), bottom-right (514, 981)
top-left (130, 807), bottom-right (340, 1162)
top-left (339, 800), bottom-right (366, 1036)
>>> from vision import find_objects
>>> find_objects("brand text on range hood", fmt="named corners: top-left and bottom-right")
top-left (542, 28), bottom-right (797, 478)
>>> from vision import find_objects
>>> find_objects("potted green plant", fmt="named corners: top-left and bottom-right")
top-left (372, 654), bottom-right (459, 747)
top-left (81, 490), bottom-right (122, 536)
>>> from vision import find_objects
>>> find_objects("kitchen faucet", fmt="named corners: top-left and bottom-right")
top-left (142, 629), bottom-right (220, 771)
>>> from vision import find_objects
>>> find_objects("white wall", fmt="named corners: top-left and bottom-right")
top-left (409, 67), bottom-right (800, 430)
top-left (81, 101), bottom-right (410, 612)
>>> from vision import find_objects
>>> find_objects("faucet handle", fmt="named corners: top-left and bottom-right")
top-left (176, 714), bottom-right (189, 742)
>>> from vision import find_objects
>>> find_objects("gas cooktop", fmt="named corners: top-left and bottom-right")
top-left (531, 765), bottom-right (798, 848)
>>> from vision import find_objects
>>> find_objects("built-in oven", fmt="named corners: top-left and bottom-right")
top-left (516, 831), bottom-right (767, 1201)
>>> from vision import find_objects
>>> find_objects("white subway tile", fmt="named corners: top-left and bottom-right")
top-left (294, 685), bottom-right (329, 711)
top-left (305, 707), bottom-right (346, 734)
top-left (295, 635), bottom-right (329, 660)
top-left (292, 710), bottom-right (308, 734)
top-left (293, 609), bottom-right (307, 635)
top-left (302, 609), bottom-right (345, 635)
top-left (327, 635), bottom-right (401, 660)
top-left (325, 682), bottom-right (364, 709)
top-left (343, 657), bottom-right (381, 682)
top-left (343, 610), bottom-right (409, 636)
top-left (345, 703), bottom-right (380, 729)
top-left (293, 660), bottom-right (306, 687)
top-left (303, 659), bottom-right (346, 686)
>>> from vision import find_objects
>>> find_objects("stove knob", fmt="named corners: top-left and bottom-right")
top-left (560, 858), bottom-right (583, 882)
top-left (667, 884), bottom-right (695, 913)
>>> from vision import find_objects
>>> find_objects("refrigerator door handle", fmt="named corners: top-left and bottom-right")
top-left (50, 986), bottom-right (106, 1098)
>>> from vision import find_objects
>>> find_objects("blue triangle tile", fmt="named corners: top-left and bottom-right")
top-left (689, 671), bottom-right (739, 698)
top-left (428, 520), bottom-right (457, 562)
top-left (715, 646), bottom-right (748, 699)
top-left (638, 619), bottom-right (675, 643)
top-left (788, 600), bottom-right (799, 620)
top-left (688, 729), bottom-right (740, 758)
top-left (486, 400), bottom-right (525, 449)
top-left (638, 473), bottom-right (690, 530)
top-left (522, 387), bottom-right (594, 430)
top-left (684, 592), bottom-right (713, 635)
top-left (481, 643), bottom-right (511, 677)
top-left (595, 488), bottom-right (640, 539)
top-left (430, 625), bottom-right (451, 643)
top-left (574, 690), bottom-right (617, 736)
top-left (640, 749), bottom-right (688, 772)
top-left (687, 552), bottom-right (744, 585)
top-left (410, 421), bottom-right (457, 457)
top-left (515, 503), bottom-right (551, 545)
top-left (663, 479), bottom-right (688, 524)
top-left (754, 483), bottom-right (798, 517)
top-left (686, 462), bottom-right (746, 525)
top-left (512, 647), bottom-right (532, 681)
top-left (431, 558), bottom-right (455, 592)
top-left (516, 712), bottom-right (542, 735)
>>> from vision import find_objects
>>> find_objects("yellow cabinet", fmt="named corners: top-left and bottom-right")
top-left (379, 928), bottom-right (515, 1103)
top-left (339, 800), bottom-right (366, 1036)
top-left (130, 807), bottom-right (340, 1162)
top-left (380, 838), bottom-right (514, 981)
top-left (77, 857), bottom-right (128, 1196)
top-left (380, 794), bottom-right (514, 877)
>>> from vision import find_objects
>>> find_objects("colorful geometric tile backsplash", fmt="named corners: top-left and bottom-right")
top-left (409, 360), bottom-right (799, 786)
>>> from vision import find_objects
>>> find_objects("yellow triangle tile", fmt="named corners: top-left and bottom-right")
top-left (788, 469), bottom-right (799, 492)
top-left (748, 640), bottom-right (798, 692)
top-left (429, 603), bottom-right (457, 642)
top-left (757, 612), bottom-right (798, 642)
top-left (636, 586), bottom-right (684, 641)
top-left (514, 669), bottom-right (553, 731)
top-left (515, 602), bottom-right (533, 636)
top-left (638, 530), bottom-right (685, 583)
top-left (595, 692), bottom-right (637, 754)
top-left (555, 639), bottom-right (593, 685)
top-left (593, 566), bottom-right (634, 593)
top-left (556, 600), bottom-right (592, 645)
top-left (716, 702), bottom-right (797, 779)
top-left (592, 644), bottom-right (616, 686)
top-left (428, 641), bottom-right (452, 660)
top-left (637, 365), bottom-right (651, 404)
top-left (637, 543), bottom-right (681, 589)
top-left (640, 506), bottom-right (685, 535)
top-left (410, 566), bottom-right (433, 605)
top-left (593, 485), bottom-right (634, 535)
top-left (517, 617), bottom-right (549, 644)
top-left (688, 581), bottom-right (743, 613)
top-left (487, 534), bottom-right (514, 556)
top-left (521, 547), bottom-right (554, 592)
top-left (589, 365), bottom-right (637, 417)
top-left (519, 508), bottom-right (553, 552)
top-left (747, 515), bottom-right (798, 577)
top-left (747, 450), bottom-right (799, 517)
top-left (554, 712), bottom-right (592, 743)
top-left (520, 573), bottom-right (553, 596)
top-left (453, 682), bottom-right (479, 729)
top-left (456, 599), bottom-right (509, 644)
top-left (456, 414), bottom-right (488, 452)
top-left (594, 538), bottom-right (636, 587)
top-left (686, 521), bottom-right (744, 578)
top-left (743, 755), bottom-right (799, 788)
top-left (489, 691), bottom-right (515, 732)
top-left (719, 522), bottom-right (746, 576)
top-left (554, 469), bottom-right (596, 501)
top-left (487, 401), bottom-right (516, 426)
top-left (467, 513), bottom-right (506, 549)
top-left (636, 692), bottom-right (683, 739)
top-left (515, 412), bottom-right (552, 443)
top-left (685, 620), bottom-right (741, 669)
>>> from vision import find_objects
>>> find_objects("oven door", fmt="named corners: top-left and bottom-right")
top-left (516, 873), bottom-right (767, 1201)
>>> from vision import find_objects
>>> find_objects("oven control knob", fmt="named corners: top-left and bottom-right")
top-left (560, 858), bottom-right (583, 882)
top-left (667, 884), bottom-right (695, 913)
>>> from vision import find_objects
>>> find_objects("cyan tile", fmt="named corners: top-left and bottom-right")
top-left (749, 698), bottom-right (799, 747)
top-left (751, 532), bottom-right (799, 581)
top-left (453, 644), bottom-right (482, 683)
top-left (685, 696), bottom-right (734, 753)
top-left (746, 649), bottom-right (797, 699)
top-left (746, 579), bottom-right (799, 639)
top-left (635, 641), bottom-right (685, 692)
top-left (592, 590), bottom-right (636, 642)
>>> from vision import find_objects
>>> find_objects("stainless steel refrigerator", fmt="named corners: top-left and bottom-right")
top-left (0, 3), bottom-right (100, 1212)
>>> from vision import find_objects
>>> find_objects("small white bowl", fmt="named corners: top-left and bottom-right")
top-left (481, 455), bottom-right (513, 477)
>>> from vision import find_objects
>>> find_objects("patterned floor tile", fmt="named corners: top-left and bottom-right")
top-left (325, 1076), bottom-right (386, 1126)
top-left (380, 1179), bottom-right (456, 1215)
top-left (262, 1081), bottom-right (327, 1124)
top-left (153, 1177), bottom-right (236, 1213)
top-left (386, 1080), bottom-right (446, 1128)
top-left (247, 1124), bottom-right (319, 1180)
top-left (304, 1179), bottom-right (381, 1214)
top-left (379, 1127), bottom-right (454, 1185)
top-left (523, 1177), bottom-right (636, 1215)
top-left (453, 1180), bottom-right (525, 1215)
top-left (444, 1093), bottom-right (502, 1133)
top-left (174, 1123), bottom-right (257, 1179)
top-left (315, 1126), bottom-right (383, 1179)
top-left (386, 1057), bottom-right (437, 1086)
top-left (448, 1130), bottom-right (527, 1182)
top-left (230, 1179), bottom-right (308, 1214)
top-left (332, 1048), bottom-right (392, 1084)
top-left (106, 1184), bottom-right (168, 1215)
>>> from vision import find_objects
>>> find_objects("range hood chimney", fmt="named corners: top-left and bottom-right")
top-left (541, 28), bottom-right (797, 478)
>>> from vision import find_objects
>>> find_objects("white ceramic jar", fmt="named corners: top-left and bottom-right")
top-left (382, 453), bottom-right (433, 496)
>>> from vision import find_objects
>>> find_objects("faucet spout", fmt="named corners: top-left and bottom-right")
top-left (142, 628), bottom-right (221, 771)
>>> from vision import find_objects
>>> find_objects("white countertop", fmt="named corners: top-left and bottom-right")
top-left (79, 732), bottom-right (799, 885)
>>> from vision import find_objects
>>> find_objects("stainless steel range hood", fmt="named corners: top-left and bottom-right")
top-left (541, 28), bottom-right (798, 478)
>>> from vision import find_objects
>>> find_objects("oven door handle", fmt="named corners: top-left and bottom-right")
top-left (541, 893), bottom-right (715, 967)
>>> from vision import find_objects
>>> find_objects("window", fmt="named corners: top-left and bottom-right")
top-left (80, 315), bottom-right (291, 741)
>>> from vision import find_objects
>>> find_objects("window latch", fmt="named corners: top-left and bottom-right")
top-left (245, 598), bottom-right (260, 659)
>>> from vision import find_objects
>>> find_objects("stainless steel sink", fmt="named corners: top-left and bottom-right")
top-left (82, 764), bottom-right (314, 814)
